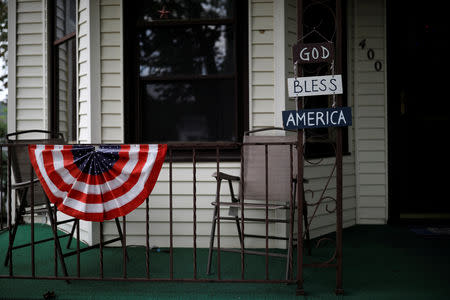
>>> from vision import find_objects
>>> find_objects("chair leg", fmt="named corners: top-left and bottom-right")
top-left (4, 197), bottom-right (27, 266)
top-left (66, 219), bottom-right (78, 249)
top-left (206, 205), bottom-right (218, 275)
top-left (285, 194), bottom-right (297, 281)
top-left (285, 229), bottom-right (293, 280)
top-left (302, 190), bottom-right (311, 256)
top-left (206, 208), bottom-right (244, 276)
top-left (3, 217), bottom-right (20, 267)
top-left (234, 216), bottom-right (244, 250)
top-left (46, 201), bottom-right (69, 278)
top-left (295, 181), bottom-right (311, 255)
top-left (115, 218), bottom-right (129, 261)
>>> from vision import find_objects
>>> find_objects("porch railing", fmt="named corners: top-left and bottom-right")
top-left (0, 142), bottom-right (308, 291)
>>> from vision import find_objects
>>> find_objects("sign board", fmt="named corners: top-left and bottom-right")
top-left (287, 75), bottom-right (343, 97)
top-left (282, 107), bottom-right (352, 130)
top-left (292, 42), bottom-right (334, 64)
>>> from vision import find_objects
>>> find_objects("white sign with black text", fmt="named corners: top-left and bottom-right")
top-left (287, 75), bottom-right (343, 97)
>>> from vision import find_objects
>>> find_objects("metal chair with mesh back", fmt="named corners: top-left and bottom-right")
top-left (206, 127), bottom-right (310, 279)
top-left (3, 130), bottom-right (78, 276)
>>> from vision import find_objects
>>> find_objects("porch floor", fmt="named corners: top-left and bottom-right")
top-left (1, 224), bottom-right (449, 299)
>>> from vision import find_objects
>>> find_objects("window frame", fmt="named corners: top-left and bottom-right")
top-left (123, 1), bottom-right (249, 158)
top-left (48, 0), bottom-right (77, 142)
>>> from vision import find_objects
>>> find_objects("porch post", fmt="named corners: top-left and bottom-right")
top-left (77, 0), bottom-right (101, 245)
top-left (335, 0), bottom-right (344, 295)
top-left (296, 0), bottom-right (305, 295)
top-left (7, 0), bottom-right (17, 134)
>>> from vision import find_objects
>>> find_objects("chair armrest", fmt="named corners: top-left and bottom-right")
top-left (212, 172), bottom-right (240, 181)
top-left (212, 172), bottom-right (240, 205)
top-left (11, 178), bottom-right (40, 189)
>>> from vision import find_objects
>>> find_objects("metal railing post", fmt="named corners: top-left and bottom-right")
top-left (169, 147), bottom-right (174, 280)
top-left (192, 148), bottom-right (197, 279)
top-left (7, 145), bottom-right (13, 276)
top-left (30, 161), bottom-right (35, 278)
top-left (216, 147), bottom-right (221, 280)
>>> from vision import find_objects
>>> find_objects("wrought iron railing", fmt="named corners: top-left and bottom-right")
top-left (0, 142), bottom-right (299, 283)
top-left (0, 141), bottom-right (344, 295)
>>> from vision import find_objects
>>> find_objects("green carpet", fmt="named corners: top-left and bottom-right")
top-left (1, 224), bottom-right (450, 299)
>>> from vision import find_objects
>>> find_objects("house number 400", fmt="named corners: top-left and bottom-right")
top-left (359, 39), bottom-right (382, 72)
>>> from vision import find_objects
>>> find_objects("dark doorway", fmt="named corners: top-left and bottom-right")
top-left (387, 2), bottom-right (450, 222)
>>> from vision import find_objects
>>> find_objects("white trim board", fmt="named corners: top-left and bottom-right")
top-left (248, 0), bottom-right (253, 131)
top-left (273, 0), bottom-right (286, 129)
top-left (87, 0), bottom-right (101, 143)
top-left (7, 0), bottom-right (17, 134)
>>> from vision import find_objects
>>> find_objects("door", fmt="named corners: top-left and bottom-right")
top-left (387, 2), bottom-right (450, 221)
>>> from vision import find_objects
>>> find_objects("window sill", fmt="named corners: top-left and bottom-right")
top-left (165, 142), bottom-right (241, 163)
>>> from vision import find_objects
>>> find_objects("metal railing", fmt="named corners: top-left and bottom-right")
top-left (0, 141), bottom-right (307, 290)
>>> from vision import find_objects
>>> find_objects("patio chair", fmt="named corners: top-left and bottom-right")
top-left (206, 127), bottom-right (311, 280)
top-left (3, 130), bottom-right (77, 276)
top-left (3, 130), bottom-right (128, 276)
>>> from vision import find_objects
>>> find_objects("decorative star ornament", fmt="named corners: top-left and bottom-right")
top-left (158, 6), bottom-right (170, 19)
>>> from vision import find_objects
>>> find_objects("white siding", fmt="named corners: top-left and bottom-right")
top-left (285, 0), bottom-right (297, 113)
top-left (78, 0), bottom-right (89, 142)
top-left (94, 0), bottom-right (124, 244)
top-left (14, 0), bottom-right (45, 132)
top-left (104, 159), bottom-right (357, 245)
top-left (352, 0), bottom-right (388, 224)
top-left (76, 0), bottom-right (103, 244)
top-left (303, 156), bottom-right (356, 238)
top-left (250, 0), bottom-right (275, 129)
top-left (77, 0), bottom-right (101, 144)
top-left (103, 162), bottom-right (292, 248)
top-left (100, 0), bottom-right (123, 143)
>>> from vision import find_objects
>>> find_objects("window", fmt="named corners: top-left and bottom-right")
top-left (124, 0), bottom-right (248, 144)
top-left (49, 0), bottom-right (77, 142)
top-left (299, 0), bottom-right (349, 158)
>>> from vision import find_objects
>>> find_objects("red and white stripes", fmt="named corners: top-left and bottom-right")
top-left (28, 144), bottom-right (167, 222)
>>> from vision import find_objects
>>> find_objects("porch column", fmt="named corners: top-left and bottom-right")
top-left (77, 0), bottom-right (101, 244)
top-left (78, 0), bottom-right (101, 144)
